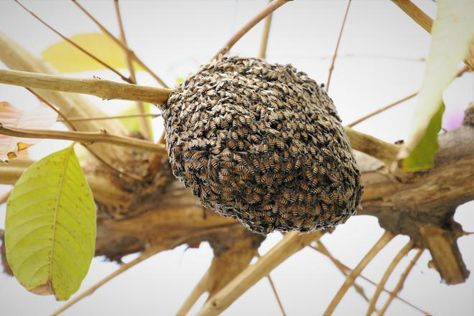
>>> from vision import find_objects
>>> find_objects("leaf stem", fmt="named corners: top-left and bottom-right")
top-left (0, 124), bottom-right (167, 154)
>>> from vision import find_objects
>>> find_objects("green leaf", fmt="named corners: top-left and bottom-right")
top-left (5, 146), bottom-right (96, 300)
top-left (399, 0), bottom-right (474, 170)
top-left (402, 103), bottom-right (445, 171)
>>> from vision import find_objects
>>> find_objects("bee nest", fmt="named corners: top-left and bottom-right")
top-left (163, 56), bottom-right (362, 235)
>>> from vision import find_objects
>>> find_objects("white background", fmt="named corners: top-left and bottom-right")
top-left (0, 1), bottom-right (473, 315)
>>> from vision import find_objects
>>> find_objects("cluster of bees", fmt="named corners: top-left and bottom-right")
top-left (163, 56), bottom-right (362, 235)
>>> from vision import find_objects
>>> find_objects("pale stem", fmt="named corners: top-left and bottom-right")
top-left (258, 0), bottom-right (274, 59)
top-left (323, 231), bottom-right (394, 315)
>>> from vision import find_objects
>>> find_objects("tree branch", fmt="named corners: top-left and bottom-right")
top-left (258, 0), bottom-right (274, 59)
top-left (366, 241), bottom-right (414, 315)
top-left (0, 124), bottom-right (167, 154)
top-left (391, 0), bottom-right (432, 32)
top-left (344, 127), bottom-right (400, 164)
top-left (0, 69), bottom-right (172, 104)
top-left (197, 231), bottom-right (322, 316)
top-left (212, 0), bottom-right (290, 60)
top-left (324, 231), bottom-right (394, 315)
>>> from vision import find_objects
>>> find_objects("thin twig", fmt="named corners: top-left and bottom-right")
top-left (379, 249), bottom-right (424, 315)
top-left (71, 0), bottom-right (169, 88)
top-left (212, 0), bottom-right (290, 60)
top-left (344, 127), bottom-right (400, 164)
top-left (29, 89), bottom-right (144, 181)
top-left (257, 252), bottom-right (287, 316)
top-left (0, 124), bottom-right (167, 154)
top-left (366, 241), bottom-right (414, 316)
top-left (51, 246), bottom-right (165, 316)
top-left (309, 242), bottom-right (428, 314)
top-left (60, 113), bottom-right (161, 123)
top-left (326, 0), bottom-right (352, 91)
top-left (198, 231), bottom-right (322, 316)
top-left (391, 0), bottom-right (432, 33)
top-left (15, 0), bottom-right (131, 83)
top-left (258, 0), bottom-right (274, 59)
top-left (347, 66), bottom-right (470, 128)
top-left (347, 92), bottom-right (418, 127)
top-left (177, 270), bottom-right (210, 316)
top-left (324, 231), bottom-right (394, 315)
top-left (114, 0), bottom-right (152, 139)
top-left (309, 244), bottom-right (371, 303)
top-left (0, 69), bottom-right (172, 104)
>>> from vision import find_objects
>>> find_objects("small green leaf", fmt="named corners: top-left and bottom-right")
top-left (400, 0), bottom-right (474, 170)
top-left (402, 103), bottom-right (445, 171)
top-left (5, 146), bottom-right (96, 300)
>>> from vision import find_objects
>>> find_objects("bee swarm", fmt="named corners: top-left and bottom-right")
top-left (163, 56), bottom-right (362, 235)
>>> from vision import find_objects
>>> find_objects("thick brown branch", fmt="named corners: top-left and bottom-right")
top-left (0, 69), bottom-right (172, 104)
top-left (0, 124), bottom-right (167, 154)
top-left (345, 127), bottom-right (400, 164)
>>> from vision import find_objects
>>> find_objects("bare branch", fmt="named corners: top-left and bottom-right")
top-left (0, 69), bottom-right (172, 104)
top-left (257, 252), bottom-right (287, 316)
top-left (114, 0), bottom-right (152, 139)
top-left (391, 0), bottom-right (432, 33)
top-left (324, 231), bottom-right (394, 315)
top-left (0, 124), bottom-right (167, 154)
top-left (379, 249), bottom-right (424, 315)
top-left (15, 0), bottom-right (131, 83)
top-left (258, 0), bottom-right (274, 59)
top-left (62, 113), bottom-right (161, 122)
top-left (198, 231), bottom-right (322, 316)
top-left (347, 92), bottom-right (417, 127)
top-left (344, 127), bottom-right (400, 164)
top-left (326, 0), bottom-right (352, 91)
top-left (310, 242), bottom-right (428, 314)
top-left (177, 270), bottom-right (210, 316)
top-left (212, 0), bottom-right (290, 60)
top-left (71, 0), bottom-right (169, 88)
top-left (366, 240), bottom-right (414, 315)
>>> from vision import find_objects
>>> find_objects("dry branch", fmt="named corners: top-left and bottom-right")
top-left (258, 0), bottom-right (274, 59)
top-left (324, 231), bottom-right (394, 315)
top-left (197, 231), bottom-right (322, 316)
top-left (391, 0), bottom-right (432, 32)
top-left (366, 241), bottom-right (413, 315)
top-left (379, 249), bottom-right (424, 314)
top-left (0, 124), bottom-right (167, 154)
top-left (0, 69), bottom-right (172, 104)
